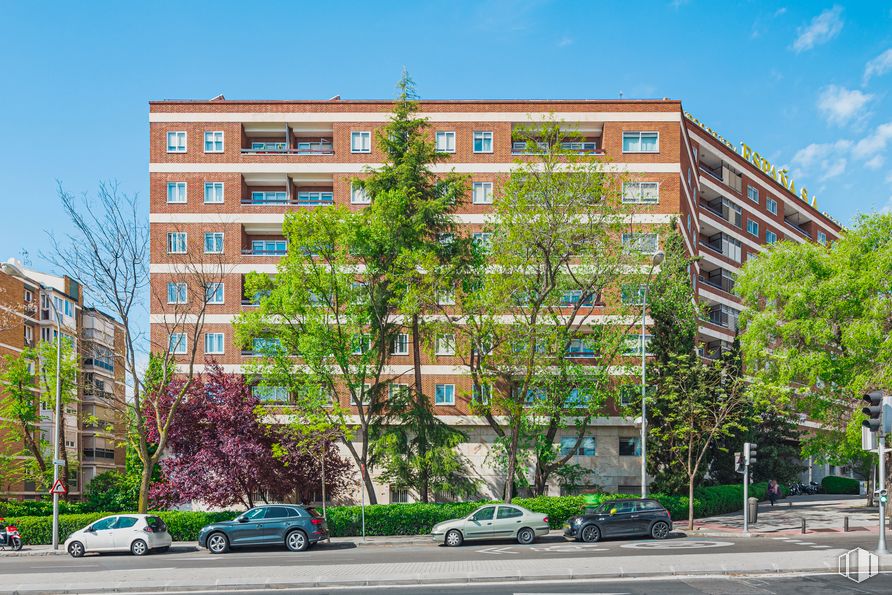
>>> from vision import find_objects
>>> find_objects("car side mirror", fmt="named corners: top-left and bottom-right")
top-left (237, 517), bottom-right (249, 523)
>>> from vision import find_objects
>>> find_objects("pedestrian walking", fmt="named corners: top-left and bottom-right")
top-left (768, 479), bottom-right (779, 506)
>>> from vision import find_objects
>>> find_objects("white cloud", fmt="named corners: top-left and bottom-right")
top-left (852, 122), bottom-right (892, 160)
top-left (816, 85), bottom-right (872, 125)
top-left (820, 158), bottom-right (847, 181)
top-left (792, 5), bottom-right (844, 52)
top-left (864, 49), bottom-right (892, 85)
top-left (792, 140), bottom-right (852, 181)
top-left (880, 195), bottom-right (892, 215)
top-left (557, 36), bottom-right (574, 47)
top-left (865, 155), bottom-right (885, 170)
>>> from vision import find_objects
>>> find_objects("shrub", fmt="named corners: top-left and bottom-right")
top-left (821, 475), bottom-right (859, 495)
top-left (0, 500), bottom-right (87, 517)
top-left (7, 482), bottom-right (771, 544)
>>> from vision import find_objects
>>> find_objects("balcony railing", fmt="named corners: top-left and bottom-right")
top-left (698, 275), bottom-right (735, 294)
top-left (511, 141), bottom-right (601, 155)
top-left (241, 193), bottom-right (335, 206)
top-left (783, 218), bottom-right (812, 239)
top-left (241, 141), bottom-right (334, 155)
top-left (241, 248), bottom-right (287, 256)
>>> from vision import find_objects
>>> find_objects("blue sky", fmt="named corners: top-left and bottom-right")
top-left (1, 1), bottom-right (891, 273)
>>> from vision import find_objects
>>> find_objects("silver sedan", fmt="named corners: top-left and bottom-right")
top-left (430, 504), bottom-right (550, 546)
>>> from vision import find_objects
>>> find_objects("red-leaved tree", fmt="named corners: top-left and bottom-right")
top-left (148, 365), bottom-right (353, 508)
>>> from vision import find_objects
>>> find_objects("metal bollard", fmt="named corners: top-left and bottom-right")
top-left (801, 518), bottom-right (807, 534)
top-left (844, 516), bottom-right (849, 532)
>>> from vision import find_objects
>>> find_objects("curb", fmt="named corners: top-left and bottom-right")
top-left (6, 566), bottom-right (847, 594)
top-left (4, 544), bottom-right (201, 557)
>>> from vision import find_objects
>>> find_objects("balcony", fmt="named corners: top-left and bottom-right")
top-left (783, 216), bottom-right (812, 239)
top-left (511, 140), bottom-right (602, 155)
top-left (82, 447), bottom-right (116, 461)
top-left (698, 270), bottom-right (735, 294)
top-left (700, 196), bottom-right (742, 228)
top-left (699, 160), bottom-right (743, 194)
top-left (241, 190), bottom-right (334, 206)
top-left (241, 139), bottom-right (334, 156)
top-left (242, 239), bottom-right (287, 257)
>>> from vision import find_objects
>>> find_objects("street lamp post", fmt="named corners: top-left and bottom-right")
top-left (640, 250), bottom-right (664, 499)
top-left (1, 262), bottom-right (64, 550)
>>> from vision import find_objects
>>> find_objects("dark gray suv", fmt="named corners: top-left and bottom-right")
top-left (564, 498), bottom-right (672, 542)
top-left (198, 504), bottom-right (328, 554)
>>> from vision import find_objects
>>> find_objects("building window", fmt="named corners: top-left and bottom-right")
top-left (766, 230), bottom-right (778, 244)
top-left (351, 131), bottom-right (371, 153)
top-left (567, 339), bottom-right (595, 358)
top-left (472, 182), bottom-right (493, 204)
top-left (388, 383), bottom-right (409, 400)
top-left (167, 282), bottom-right (187, 304)
top-left (352, 334), bottom-right (371, 355)
top-left (621, 182), bottom-right (659, 204)
top-left (166, 182), bottom-right (187, 204)
top-left (204, 232), bottom-right (224, 254)
top-left (687, 167), bottom-right (692, 188)
top-left (251, 191), bottom-right (287, 204)
top-left (205, 333), bottom-right (224, 354)
top-left (253, 386), bottom-right (289, 403)
top-left (392, 333), bottom-right (409, 355)
top-left (747, 185), bottom-right (759, 203)
top-left (204, 130), bottom-right (224, 153)
top-left (205, 282), bottom-right (224, 304)
top-left (746, 219), bottom-right (759, 237)
top-left (621, 233), bottom-right (659, 255)
top-left (435, 334), bottom-right (455, 356)
top-left (561, 289), bottom-right (596, 307)
top-left (435, 131), bottom-right (456, 153)
top-left (167, 232), bottom-right (187, 254)
top-left (619, 437), bottom-right (641, 456)
top-left (766, 197), bottom-right (778, 215)
top-left (166, 131), bottom-right (186, 153)
top-left (435, 384), bottom-right (455, 405)
top-left (204, 182), bottom-right (224, 204)
top-left (252, 337), bottom-right (282, 355)
top-left (351, 183), bottom-right (371, 204)
top-left (390, 486), bottom-right (410, 503)
top-left (622, 131), bottom-right (659, 153)
top-left (623, 334), bottom-right (652, 356)
top-left (472, 383), bottom-right (492, 405)
top-left (436, 289), bottom-right (455, 305)
top-left (168, 333), bottom-right (187, 355)
top-left (817, 231), bottom-right (827, 245)
top-left (620, 284), bottom-right (647, 305)
top-left (24, 325), bottom-right (33, 344)
top-left (560, 436), bottom-right (596, 456)
top-left (472, 232), bottom-right (492, 251)
top-left (473, 131), bottom-right (493, 153)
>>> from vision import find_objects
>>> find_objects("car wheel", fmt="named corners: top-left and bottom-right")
top-left (285, 529), bottom-right (308, 552)
top-left (130, 539), bottom-right (149, 556)
top-left (651, 521), bottom-right (670, 540)
top-left (207, 532), bottom-right (229, 554)
top-left (580, 524), bottom-right (601, 543)
top-left (516, 527), bottom-right (535, 545)
top-left (444, 529), bottom-right (463, 547)
top-left (68, 541), bottom-right (85, 558)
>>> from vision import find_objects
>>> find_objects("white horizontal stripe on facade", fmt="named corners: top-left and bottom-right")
top-left (698, 286), bottom-right (742, 310)
top-left (0, 342), bottom-right (24, 353)
top-left (149, 212), bottom-right (679, 225)
top-left (699, 176), bottom-right (804, 244)
top-left (150, 313), bottom-right (653, 326)
top-left (264, 414), bottom-right (639, 428)
top-left (149, 162), bottom-right (682, 174)
top-left (179, 363), bottom-right (642, 377)
top-left (699, 251), bottom-right (740, 272)
top-left (689, 131), bottom-right (834, 238)
top-left (150, 111), bottom-right (683, 124)
top-left (698, 324), bottom-right (736, 343)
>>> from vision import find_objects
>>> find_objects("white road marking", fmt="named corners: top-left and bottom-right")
top-left (620, 540), bottom-right (734, 550)
top-left (477, 545), bottom-right (520, 555)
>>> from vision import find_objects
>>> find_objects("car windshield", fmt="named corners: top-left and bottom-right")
top-left (146, 516), bottom-right (167, 532)
top-left (241, 508), bottom-right (266, 520)
top-left (306, 507), bottom-right (323, 518)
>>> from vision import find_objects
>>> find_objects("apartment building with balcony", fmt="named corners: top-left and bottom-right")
top-left (148, 97), bottom-right (841, 502)
top-left (0, 260), bottom-right (126, 500)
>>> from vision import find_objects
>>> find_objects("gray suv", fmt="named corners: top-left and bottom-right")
top-left (198, 504), bottom-right (328, 554)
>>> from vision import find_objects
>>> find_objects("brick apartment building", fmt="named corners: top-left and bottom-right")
top-left (0, 261), bottom-right (127, 500)
top-left (148, 98), bottom-right (842, 502)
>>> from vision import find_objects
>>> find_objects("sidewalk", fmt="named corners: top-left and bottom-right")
top-left (680, 494), bottom-right (879, 537)
top-left (8, 548), bottom-right (891, 593)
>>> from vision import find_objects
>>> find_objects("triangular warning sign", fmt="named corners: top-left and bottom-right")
top-left (49, 479), bottom-right (67, 495)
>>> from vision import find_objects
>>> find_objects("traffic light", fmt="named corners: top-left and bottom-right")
top-left (744, 442), bottom-right (757, 466)
top-left (862, 391), bottom-right (884, 432)
top-left (875, 488), bottom-right (888, 504)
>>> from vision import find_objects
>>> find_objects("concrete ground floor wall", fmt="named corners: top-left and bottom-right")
top-left (330, 419), bottom-right (645, 505)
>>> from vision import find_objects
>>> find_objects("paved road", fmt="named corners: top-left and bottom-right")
top-left (0, 532), bottom-right (879, 572)
top-left (72, 573), bottom-right (892, 594)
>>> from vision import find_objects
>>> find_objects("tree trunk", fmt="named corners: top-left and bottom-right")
top-left (21, 424), bottom-right (46, 472)
top-left (411, 314), bottom-right (429, 503)
top-left (687, 474), bottom-right (695, 531)
top-left (138, 459), bottom-right (152, 513)
top-left (504, 424), bottom-right (520, 503)
top-left (361, 463), bottom-right (377, 505)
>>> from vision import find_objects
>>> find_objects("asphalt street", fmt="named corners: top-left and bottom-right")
top-left (0, 532), bottom-right (882, 574)
top-left (69, 573), bottom-right (892, 595)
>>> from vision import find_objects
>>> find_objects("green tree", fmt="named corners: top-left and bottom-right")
top-left (360, 71), bottom-right (470, 503)
top-left (35, 339), bottom-right (79, 494)
top-left (735, 213), bottom-right (892, 490)
top-left (445, 120), bottom-right (637, 501)
top-left (0, 348), bottom-right (45, 487)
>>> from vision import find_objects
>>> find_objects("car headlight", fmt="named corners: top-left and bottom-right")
top-left (573, 518), bottom-right (582, 525)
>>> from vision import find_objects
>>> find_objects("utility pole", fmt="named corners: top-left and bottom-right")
top-left (861, 390), bottom-right (890, 555)
top-left (742, 442), bottom-right (757, 534)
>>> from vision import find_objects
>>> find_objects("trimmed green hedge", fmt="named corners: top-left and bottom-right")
top-left (821, 475), bottom-right (859, 495)
top-left (0, 500), bottom-right (88, 517)
top-left (8, 483), bottom-right (769, 544)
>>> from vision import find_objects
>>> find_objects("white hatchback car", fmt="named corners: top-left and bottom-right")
top-left (65, 514), bottom-right (172, 557)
